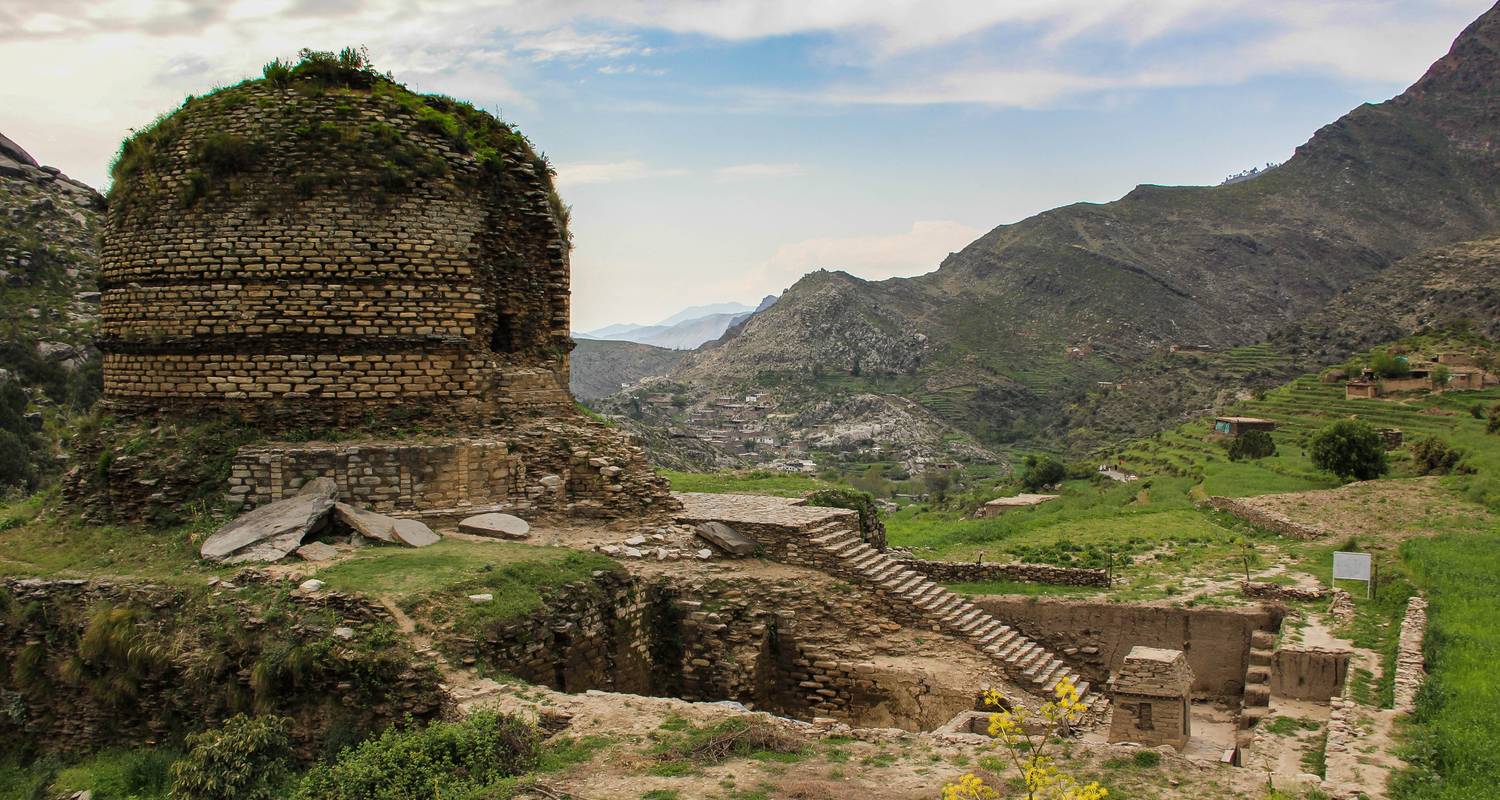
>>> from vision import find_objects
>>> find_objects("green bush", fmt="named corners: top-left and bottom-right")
top-left (169, 714), bottom-right (293, 800)
top-left (1308, 420), bottom-right (1388, 481)
top-left (1227, 429), bottom-right (1277, 461)
top-left (1132, 750), bottom-right (1161, 768)
top-left (1018, 454), bottom-right (1067, 491)
top-left (1411, 436), bottom-right (1464, 476)
top-left (52, 748), bottom-right (178, 800)
top-left (805, 488), bottom-right (883, 540)
top-left (195, 133), bottom-right (262, 178)
top-left (292, 712), bottom-right (540, 800)
top-left (1370, 349), bottom-right (1409, 379)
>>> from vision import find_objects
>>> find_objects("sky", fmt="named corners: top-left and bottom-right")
top-left (2, 1), bottom-right (1493, 331)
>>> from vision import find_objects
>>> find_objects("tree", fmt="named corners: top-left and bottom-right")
top-left (1227, 429), bottom-right (1276, 461)
top-left (1369, 349), bottom-right (1408, 379)
top-left (1308, 420), bottom-right (1388, 481)
top-left (1432, 364), bottom-right (1452, 389)
top-left (1018, 454), bottom-right (1067, 491)
top-left (922, 469), bottom-right (954, 502)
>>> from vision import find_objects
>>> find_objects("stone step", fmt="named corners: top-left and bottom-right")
top-left (1243, 684), bottom-right (1271, 708)
top-left (1245, 665), bottom-right (1271, 685)
top-left (1248, 647), bottom-right (1274, 668)
top-left (1240, 706), bottom-right (1269, 729)
top-left (889, 574), bottom-right (922, 593)
top-left (810, 528), bottom-right (856, 546)
top-left (1251, 630), bottom-right (1277, 650)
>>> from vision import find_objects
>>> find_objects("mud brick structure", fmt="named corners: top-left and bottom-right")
top-left (1109, 646), bottom-right (1194, 749)
top-left (91, 61), bottom-right (672, 518)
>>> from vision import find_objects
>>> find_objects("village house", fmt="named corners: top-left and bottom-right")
top-left (1213, 416), bottom-right (1277, 436)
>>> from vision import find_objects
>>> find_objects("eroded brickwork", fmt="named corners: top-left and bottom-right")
top-left (87, 73), bottom-right (675, 518)
top-left (100, 81), bottom-right (571, 427)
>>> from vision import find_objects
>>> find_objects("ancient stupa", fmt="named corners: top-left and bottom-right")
top-left (94, 49), bottom-right (672, 519)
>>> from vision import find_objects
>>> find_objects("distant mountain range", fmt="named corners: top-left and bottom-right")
top-left (577, 296), bottom-right (777, 350)
top-left (624, 2), bottom-right (1500, 454)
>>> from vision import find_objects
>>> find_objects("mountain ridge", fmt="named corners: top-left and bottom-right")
top-left (651, 1), bottom-right (1500, 451)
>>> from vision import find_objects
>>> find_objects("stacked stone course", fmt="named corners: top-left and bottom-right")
top-left (100, 83), bottom-right (571, 426)
top-left (88, 74), bottom-right (674, 518)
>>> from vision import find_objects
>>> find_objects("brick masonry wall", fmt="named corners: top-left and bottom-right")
top-left (100, 80), bottom-right (573, 429)
top-left (230, 419), bottom-right (677, 519)
top-left (892, 559), bottom-right (1110, 587)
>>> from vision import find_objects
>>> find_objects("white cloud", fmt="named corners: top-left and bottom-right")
top-left (713, 162), bottom-right (807, 182)
top-left (554, 160), bottom-right (688, 187)
top-left (749, 219), bottom-right (983, 289)
top-left (513, 27), bottom-right (649, 62)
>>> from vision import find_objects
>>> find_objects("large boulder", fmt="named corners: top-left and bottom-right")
top-left (694, 521), bottom-right (757, 557)
top-left (201, 478), bottom-right (338, 562)
top-left (392, 518), bottom-right (440, 548)
top-left (458, 512), bottom-right (531, 540)
top-left (334, 502), bottom-right (400, 544)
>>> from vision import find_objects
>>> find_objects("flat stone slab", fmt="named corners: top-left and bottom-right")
top-left (695, 521), bottom-right (757, 557)
top-left (392, 518), bottom-right (440, 548)
top-left (334, 502), bottom-right (400, 544)
top-left (295, 542), bottom-right (340, 562)
top-left (458, 512), bottom-right (531, 540)
top-left (202, 478), bottom-right (338, 562)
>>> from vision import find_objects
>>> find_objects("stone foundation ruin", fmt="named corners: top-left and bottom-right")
top-left (85, 57), bottom-right (672, 520)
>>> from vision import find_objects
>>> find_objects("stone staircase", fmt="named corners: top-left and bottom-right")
top-left (805, 521), bottom-right (1103, 709)
top-left (1239, 629), bottom-right (1276, 731)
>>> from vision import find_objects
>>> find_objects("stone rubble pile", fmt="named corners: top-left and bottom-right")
top-left (200, 476), bottom-right (440, 563)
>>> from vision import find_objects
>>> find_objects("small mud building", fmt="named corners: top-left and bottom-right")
top-left (91, 52), bottom-right (671, 519)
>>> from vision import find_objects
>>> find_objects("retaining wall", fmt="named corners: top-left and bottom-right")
top-left (974, 597), bottom-right (1280, 699)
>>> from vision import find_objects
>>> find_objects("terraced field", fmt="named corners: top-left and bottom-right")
top-left (1116, 375), bottom-right (1500, 497)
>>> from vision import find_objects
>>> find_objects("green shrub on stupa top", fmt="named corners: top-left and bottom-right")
top-left (107, 46), bottom-right (568, 233)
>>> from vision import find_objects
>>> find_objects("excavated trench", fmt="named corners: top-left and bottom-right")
top-left (456, 571), bottom-right (978, 731)
top-left (458, 572), bottom-right (1335, 738)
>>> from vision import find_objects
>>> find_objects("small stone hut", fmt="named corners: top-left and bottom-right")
top-left (87, 52), bottom-right (673, 520)
top-left (1108, 646), bottom-right (1194, 750)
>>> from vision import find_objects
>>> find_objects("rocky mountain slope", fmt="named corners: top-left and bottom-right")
top-left (0, 131), bottom-right (105, 489)
top-left (1271, 235), bottom-right (1500, 362)
top-left (570, 338), bottom-right (686, 400)
top-left (661, 3), bottom-right (1500, 452)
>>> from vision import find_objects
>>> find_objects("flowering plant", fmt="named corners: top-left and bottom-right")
top-left (942, 677), bottom-right (1107, 800)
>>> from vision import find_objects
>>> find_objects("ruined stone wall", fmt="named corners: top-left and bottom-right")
top-left (1241, 582), bottom-right (1330, 602)
top-left (974, 598), bottom-right (1280, 700)
top-left (0, 577), bottom-right (445, 756)
top-left (447, 570), bottom-right (977, 731)
top-left (229, 420), bottom-right (671, 518)
top-left (1270, 647), bottom-right (1349, 701)
top-left (1205, 497), bottom-right (1331, 540)
top-left (100, 80), bottom-right (571, 429)
top-left (892, 559), bottom-right (1110, 587)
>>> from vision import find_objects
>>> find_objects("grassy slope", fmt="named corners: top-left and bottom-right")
top-left (1394, 530), bottom-right (1500, 799)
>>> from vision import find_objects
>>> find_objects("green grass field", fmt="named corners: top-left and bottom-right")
top-left (1391, 530), bottom-right (1500, 799)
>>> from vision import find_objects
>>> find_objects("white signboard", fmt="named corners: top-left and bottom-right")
top-left (1333, 551), bottom-right (1374, 597)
